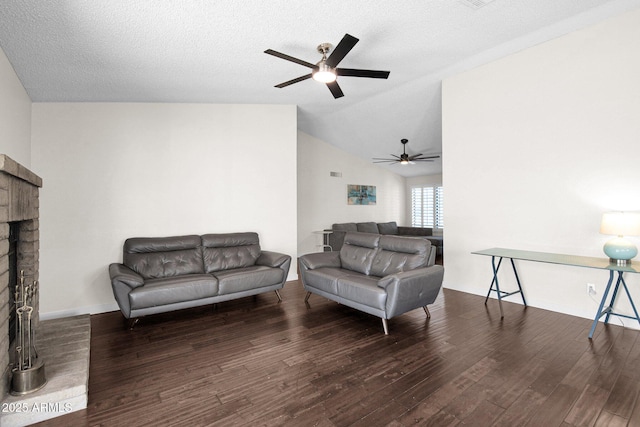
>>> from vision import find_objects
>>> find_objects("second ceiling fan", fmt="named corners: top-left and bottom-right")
top-left (374, 139), bottom-right (440, 165)
top-left (264, 33), bottom-right (390, 99)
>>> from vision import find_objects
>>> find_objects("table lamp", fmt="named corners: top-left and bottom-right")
top-left (600, 212), bottom-right (640, 265)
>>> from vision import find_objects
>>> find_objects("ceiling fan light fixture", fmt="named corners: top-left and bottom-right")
top-left (312, 62), bottom-right (337, 83)
top-left (400, 159), bottom-right (409, 165)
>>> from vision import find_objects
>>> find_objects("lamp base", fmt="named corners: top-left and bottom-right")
top-left (609, 258), bottom-right (632, 266)
top-left (603, 237), bottom-right (637, 263)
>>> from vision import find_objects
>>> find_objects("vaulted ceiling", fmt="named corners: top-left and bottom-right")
top-left (1, 0), bottom-right (638, 177)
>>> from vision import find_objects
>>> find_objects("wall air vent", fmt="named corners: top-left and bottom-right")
top-left (460, 0), bottom-right (496, 9)
top-left (330, 172), bottom-right (342, 178)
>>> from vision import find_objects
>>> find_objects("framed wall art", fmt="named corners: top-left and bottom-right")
top-left (347, 184), bottom-right (376, 205)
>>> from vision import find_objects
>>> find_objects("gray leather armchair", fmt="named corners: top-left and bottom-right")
top-left (298, 232), bottom-right (444, 334)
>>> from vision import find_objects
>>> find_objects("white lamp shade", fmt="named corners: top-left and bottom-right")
top-left (600, 212), bottom-right (640, 236)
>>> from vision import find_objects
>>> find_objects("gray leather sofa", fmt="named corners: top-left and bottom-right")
top-left (328, 221), bottom-right (443, 257)
top-left (299, 232), bottom-right (444, 334)
top-left (109, 232), bottom-right (291, 327)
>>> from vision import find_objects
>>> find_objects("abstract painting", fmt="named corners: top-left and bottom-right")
top-left (347, 185), bottom-right (376, 205)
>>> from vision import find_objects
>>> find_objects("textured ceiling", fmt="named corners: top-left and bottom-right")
top-left (1, 0), bottom-right (638, 177)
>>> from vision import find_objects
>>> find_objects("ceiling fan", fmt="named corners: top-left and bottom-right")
top-left (264, 33), bottom-right (390, 99)
top-left (373, 139), bottom-right (440, 165)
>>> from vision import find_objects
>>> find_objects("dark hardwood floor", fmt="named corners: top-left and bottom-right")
top-left (34, 280), bottom-right (640, 426)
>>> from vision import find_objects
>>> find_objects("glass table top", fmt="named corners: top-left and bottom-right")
top-left (472, 248), bottom-right (640, 274)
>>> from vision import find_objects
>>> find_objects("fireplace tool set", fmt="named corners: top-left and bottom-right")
top-left (11, 270), bottom-right (46, 395)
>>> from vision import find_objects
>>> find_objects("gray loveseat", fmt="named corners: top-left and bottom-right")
top-left (109, 232), bottom-right (291, 327)
top-left (299, 232), bottom-right (444, 334)
top-left (328, 221), bottom-right (443, 257)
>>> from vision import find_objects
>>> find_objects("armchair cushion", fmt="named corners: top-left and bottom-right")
top-left (202, 232), bottom-right (261, 273)
top-left (123, 235), bottom-right (203, 279)
top-left (371, 235), bottom-right (431, 277)
top-left (332, 222), bottom-right (357, 232)
top-left (301, 267), bottom-right (344, 294)
top-left (215, 265), bottom-right (285, 295)
top-left (129, 274), bottom-right (218, 309)
top-left (337, 275), bottom-right (387, 310)
top-left (339, 233), bottom-right (379, 275)
top-left (377, 221), bottom-right (398, 235)
top-left (397, 226), bottom-right (433, 237)
top-left (356, 222), bottom-right (379, 233)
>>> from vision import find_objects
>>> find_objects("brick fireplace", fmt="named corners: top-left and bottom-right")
top-left (0, 155), bottom-right (42, 400)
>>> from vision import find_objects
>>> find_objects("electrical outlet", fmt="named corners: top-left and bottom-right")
top-left (587, 283), bottom-right (596, 296)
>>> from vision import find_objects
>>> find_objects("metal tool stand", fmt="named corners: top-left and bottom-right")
top-left (11, 270), bottom-right (46, 395)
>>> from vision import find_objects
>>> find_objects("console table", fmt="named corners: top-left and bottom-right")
top-left (472, 248), bottom-right (640, 339)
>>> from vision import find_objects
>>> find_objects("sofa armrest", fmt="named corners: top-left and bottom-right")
top-left (109, 263), bottom-right (145, 289)
top-left (378, 265), bottom-right (444, 318)
top-left (397, 226), bottom-right (433, 236)
top-left (257, 250), bottom-right (291, 268)
top-left (298, 251), bottom-right (341, 270)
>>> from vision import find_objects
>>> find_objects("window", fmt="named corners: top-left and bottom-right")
top-left (411, 186), bottom-right (444, 229)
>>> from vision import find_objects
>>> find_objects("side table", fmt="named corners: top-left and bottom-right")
top-left (313, 230), bottom-right (333, 252)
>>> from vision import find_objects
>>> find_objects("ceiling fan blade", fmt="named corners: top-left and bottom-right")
top-left (410, 155), bottom-right (440, 160)
top-left (275, 74), bottom-right (313, 88)
top-left (336, 68), bottom-right (390, 79)
top-left (373, 154), bottom-right (402, 160)
top-left (326, 81), bottom-right (344, 99)
top-left (411, 159), bottom-right (435, 162)
top-left (264, 49), bottom-right (318, 69)
top-left (325, 34), bottom-right (359, 68)
top-left (373, 160), bottom-right (399, 163)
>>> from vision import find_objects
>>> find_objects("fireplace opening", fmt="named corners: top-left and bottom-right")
top-left (8, 222), bottom-right (19, 349)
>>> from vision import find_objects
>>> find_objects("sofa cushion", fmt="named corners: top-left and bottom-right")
top-left (332, 222), bottom-right (358, 232)
top-left (339, 232), bottom-right (380, 275)
top-left (397, 226), bottom-right (433, 237)
top-left (370, 235), bottom-right (431, 277)
top-left (356, 222), bottom-right (379, 233)
top-left (202, 232), bottom-right (261, 273)
top-left (214, 265), bottom-right (284, 295)
top-left (301, 267), bottom-right (347, 295)
top-left (337, 275), bottom-right (387, 310)
top-left (123, 235), bottom-right (204, 279)
top-left (377, 221), bottom-right (398, 235)
top-left (129, 274), bottom-right (218, 309)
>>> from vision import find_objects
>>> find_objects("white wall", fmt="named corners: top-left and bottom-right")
top-left (0, 46), bottom-right (31, 167)
top-left (297, 131), bottom-right (406, 255)
top-left (443, 8), bottom-right (640, 325)
top-left (31, 103), bottom-right (297, 317)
